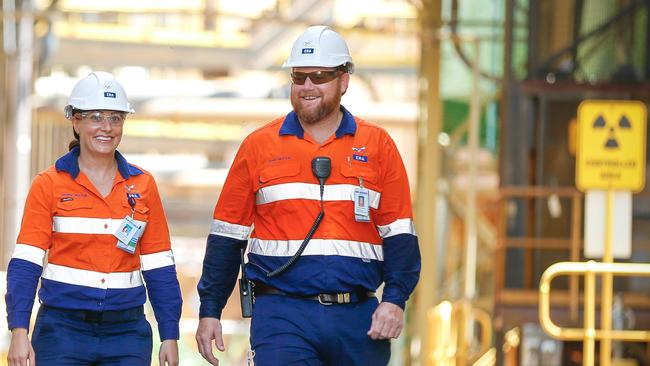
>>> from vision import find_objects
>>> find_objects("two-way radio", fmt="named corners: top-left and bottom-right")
top-left (267, 156), bottom-right (330, 277)
top-left (239, 157), bottom-right (331, 316)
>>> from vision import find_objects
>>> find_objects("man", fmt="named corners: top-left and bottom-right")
top-left (196, 25), bottom-right (420, 366)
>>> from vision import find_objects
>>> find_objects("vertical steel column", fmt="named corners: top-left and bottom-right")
top-left (2, 0), bottom-right (34, 268)
top-left (463, 40), bottom-right (481, 361)
top-left (413, 0), bottom-right (443, 364)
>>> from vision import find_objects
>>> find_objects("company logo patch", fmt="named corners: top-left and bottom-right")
top-left (352, 146), bottom-right (366, 153)
top-left (301, 48), bottom-right (314, 54)
top-left (60, 197), bottom-right (73, 202)
top-left (352, 154), bottom-right (368, 162)
top-left (104, 92), bottom-right (116, 98)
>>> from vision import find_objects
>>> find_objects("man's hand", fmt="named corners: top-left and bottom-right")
top-left (195, 317), bottom-right (225, 365)
top-left (367, 302), bottom-right (404, 340)
top-left (8, 328), bottom-right (35, 366)
top-left (158, 339), bottom-right (179, 366)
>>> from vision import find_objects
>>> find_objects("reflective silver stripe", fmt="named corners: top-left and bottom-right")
top-left (42, 263), bottom-right (143, 289)
top-left (377, 218), bottom-right (416, 239)
top-left (140, 250), bottom-right (175, 271)
top-left (256, 183), bottom-right (380, 208)
top-left (210, 219), bottom-right (251, 240)
top-left (249, 238), bottom-right (383, 261)
top-left (52, 216), bottom-right (147, 234)
top-left (11, 244), bottom-right (46, 266)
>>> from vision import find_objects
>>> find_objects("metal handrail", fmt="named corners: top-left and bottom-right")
top-left (427, 300), bottom-right (493, 366)
top-left (539, 260), bottom-right (650, 365)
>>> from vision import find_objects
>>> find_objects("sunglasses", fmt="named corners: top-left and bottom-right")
top-left (290, 70), bottom-right (342, 85)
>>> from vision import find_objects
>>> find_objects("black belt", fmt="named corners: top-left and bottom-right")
top-left (41, 305), bottom-right (144, 323)
top-left (254, 283), bottom-right (375, 305)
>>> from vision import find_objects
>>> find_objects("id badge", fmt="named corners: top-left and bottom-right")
top-left (114, 216), bottom-right (139, 247)
top-left (353, 187), bottom-right (370, 222)
top-left (117, 226), bottom-right (142, 254)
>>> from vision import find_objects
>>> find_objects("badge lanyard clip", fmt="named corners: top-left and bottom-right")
top-left (126, 184), bottom-right (136, 218)
top-left (128, 195), bottom-right (136, 218)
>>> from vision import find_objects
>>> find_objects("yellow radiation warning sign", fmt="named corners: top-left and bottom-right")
top-left (577, 100), bottom-right (647, 191)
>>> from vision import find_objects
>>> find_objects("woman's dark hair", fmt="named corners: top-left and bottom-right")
top-left (68, 108), bottom-right (82, 151)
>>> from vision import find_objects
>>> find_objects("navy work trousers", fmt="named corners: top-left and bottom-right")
top-left (32, 306), bottom-right (152, 366)
top-left (251, 294), bottom-right (391, 366)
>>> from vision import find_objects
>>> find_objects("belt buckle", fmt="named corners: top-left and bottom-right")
top-left (337, 293), bottom-right (351, 304)
top-left (318, 294), bottom-right (333, 305)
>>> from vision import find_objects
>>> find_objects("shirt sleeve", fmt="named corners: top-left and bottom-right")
top-left (139, 175), bottom-right (182, 341)
top-left (198, 137), bottom-right (256, 319)
top-left (6, 173), bottom-right (52, 330)
top-left (375, 134), bottom-right (421, 309)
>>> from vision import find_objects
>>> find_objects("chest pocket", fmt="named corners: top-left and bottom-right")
top-left (56, 198), bottom-right (94, 215)
top-left (121, 196), bottom-right (150, 222)
top-left (258, 161), bottom-right (301, 187)
top-left (340, 161), bottom-right (379, 187)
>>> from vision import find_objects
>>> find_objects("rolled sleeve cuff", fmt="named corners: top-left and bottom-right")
top-left (158, 320), bottom-right (180, 341)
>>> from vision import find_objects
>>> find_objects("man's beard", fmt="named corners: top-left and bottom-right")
top-left (291, 86), bottom-right (342, 125)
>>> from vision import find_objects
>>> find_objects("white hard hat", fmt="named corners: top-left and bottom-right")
top-left (282, 25), bottom-right (354, 73)
top-left (64, 71), bottom-right (134, 119)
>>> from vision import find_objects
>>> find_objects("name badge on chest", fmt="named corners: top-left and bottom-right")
top-left (114, 190), bottom-right (142, 254)
top-left (114, 216), bottom-right (142, 254)
top-left (353, 177), bottom-right (370, 222)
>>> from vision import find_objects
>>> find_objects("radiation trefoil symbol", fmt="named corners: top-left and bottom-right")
top-left (576, 100), bottom-right (647, 192)
top-left (592, 114), bottom-right (631, 149)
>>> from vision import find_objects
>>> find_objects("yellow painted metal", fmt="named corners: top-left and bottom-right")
top-left (576, 100), bottom-right (647, 192)
top-left (428, 301), bottom-right (455, 366)
top-left (584, 262), bottom-right (596, 366)
top-left (413, 1), bottom-right (442, 364)
top-left (502, 327), bottom-right (520, 366)
top-left (427, 300), bottom-right (493, 366)
top-left (471, 348), bottom-right (495, 366)
top-left (601, 190), bottom-right (614, 366)
top-left (539, 261), bottom-right (650, 365)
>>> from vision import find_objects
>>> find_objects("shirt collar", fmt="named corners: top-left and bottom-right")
top-left (55, 147), bottom-right (143, 179)
top-left (279, 105), bottom-right (357, 139)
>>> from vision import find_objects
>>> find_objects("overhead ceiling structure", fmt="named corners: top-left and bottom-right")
top-left (37, 0), bottom-right (419, 75)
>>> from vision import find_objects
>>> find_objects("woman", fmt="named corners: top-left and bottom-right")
top-left (6, 71), bottom-right (182, 366)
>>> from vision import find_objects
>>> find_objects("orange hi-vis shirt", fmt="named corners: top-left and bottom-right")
top-left (6, 148), bottom-right (182, 340)
top-left (198, 107), bottom-right (421, 318)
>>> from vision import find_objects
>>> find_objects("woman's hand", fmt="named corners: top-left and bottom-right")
top-left (158, 339), bottom-right (179, 366)
top-left (8, 328), bottom-right (35, 366)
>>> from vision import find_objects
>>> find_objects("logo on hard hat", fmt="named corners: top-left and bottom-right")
top-left (104, 92), bottom-right (116, 98)
top-left (301, 48), bottom-right (314, 54)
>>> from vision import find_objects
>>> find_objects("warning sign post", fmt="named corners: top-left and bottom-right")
top-left (575, 99), bottom-right (647, 366)
top-left (576, 100), bottom-right (647, 192)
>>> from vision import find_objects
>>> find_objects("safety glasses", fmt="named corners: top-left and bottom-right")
top-left (77, 111), bottom-right (126, 126)
top-left (290, 70), bottom-right (342, 85)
